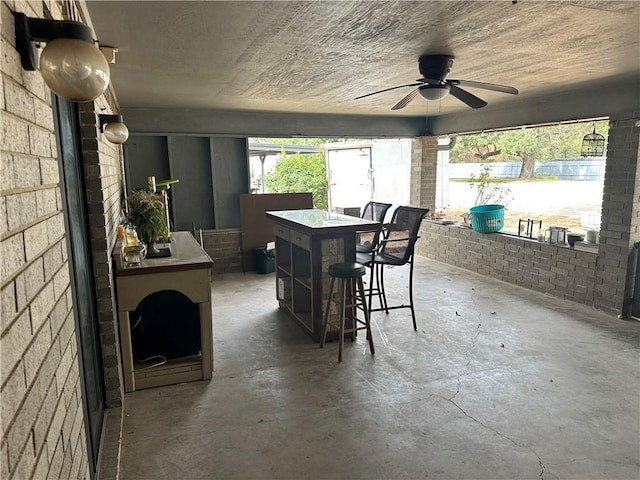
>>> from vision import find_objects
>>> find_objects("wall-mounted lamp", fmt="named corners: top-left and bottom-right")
top-left (13, 12), bottom-right (110, 102)
top-left (99, 114), bottom-right (129, 144)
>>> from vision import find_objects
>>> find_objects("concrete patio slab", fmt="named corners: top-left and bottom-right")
top-left (116, 257), bottom-right (639, 480)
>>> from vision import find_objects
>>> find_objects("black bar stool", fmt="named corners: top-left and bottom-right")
top-left (320, 262), bottom-right (374, 362)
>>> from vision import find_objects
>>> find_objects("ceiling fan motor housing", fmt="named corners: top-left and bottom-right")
top-left (418, 54), bottom-right (454, 81)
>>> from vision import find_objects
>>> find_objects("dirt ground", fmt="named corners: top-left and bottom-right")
top-left (442, 207), bottom-right (583, 235)
top-left (442, 180), bottom-right (602, 234)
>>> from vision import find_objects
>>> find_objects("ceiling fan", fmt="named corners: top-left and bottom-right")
top-left (355, 54), bottom-right (518, 110)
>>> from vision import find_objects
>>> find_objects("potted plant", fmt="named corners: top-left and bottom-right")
top-left (125, 190), bottom-right (168, 254)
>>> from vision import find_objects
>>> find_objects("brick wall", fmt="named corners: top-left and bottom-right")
top-left (593, 112), bottom-right (640, 312)
top-left (77, 103), bottom-right (124, 409)
top-left (1, 1), bottom-right (126, 479)
top-left (415, 223), bottom-right (598, 306)
top-left (410, 136), bottom-right (438, 211)
top-left (201, 229), bottom-right (242, 274)
top-left (1, 0), bottom-right (91, 478)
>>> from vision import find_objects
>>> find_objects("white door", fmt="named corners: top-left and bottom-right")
top-left (327, 147), bottom-right (372, 211)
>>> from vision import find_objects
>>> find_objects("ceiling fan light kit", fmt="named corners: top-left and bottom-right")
top-left (355, 54), bottom-right (518, 110)
top-left (419, 84), bottom-right (451, 101)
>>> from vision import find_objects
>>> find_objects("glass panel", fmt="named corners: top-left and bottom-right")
top-left (54, 97), bottom-right (105, 476)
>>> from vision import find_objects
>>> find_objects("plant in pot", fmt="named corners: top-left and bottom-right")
top-left (125, 190), bottom-right (168, 255)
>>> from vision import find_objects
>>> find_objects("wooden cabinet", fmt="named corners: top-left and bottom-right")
top-left (267, 210), bottom-right (380, 341)
top-left (114, 232), bottom-right (213, 392)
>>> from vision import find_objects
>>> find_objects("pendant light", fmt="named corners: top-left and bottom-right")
top-left (581, 124), bottom-right (605, 157)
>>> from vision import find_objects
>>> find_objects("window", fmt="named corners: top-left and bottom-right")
top-left (441, 119), bottom-right (609, 238)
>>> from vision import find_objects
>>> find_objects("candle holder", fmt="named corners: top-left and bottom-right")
top-left (123, 244), bottom-right (146, 266)
top-left (548, 226), bottom-right (568, 245)
top-left (518, 219), bottom-right (542, 239)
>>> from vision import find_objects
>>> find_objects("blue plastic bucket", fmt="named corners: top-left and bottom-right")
top-left (469, 204), bottom-right (505, 233)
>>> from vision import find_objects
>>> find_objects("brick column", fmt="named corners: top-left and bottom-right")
top-left (77, 103), bottom-right (125, 408)
top-left (410, 136), bottom-right (438, 211)
top-left (593, 111), bottom-right (640, 313)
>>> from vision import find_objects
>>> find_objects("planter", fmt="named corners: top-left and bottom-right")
top-left (567, 233), bottom-right (584, 247)
top-left (469, 204), bottom-right (505, 233)
top-left (126, 190), bottom-right (169, 248)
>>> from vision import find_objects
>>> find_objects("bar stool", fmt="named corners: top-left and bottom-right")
top-left (320, 262), bottom-right (374, 362)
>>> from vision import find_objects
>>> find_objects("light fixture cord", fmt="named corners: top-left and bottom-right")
top-left (425, 101), bottom-right (429, 135)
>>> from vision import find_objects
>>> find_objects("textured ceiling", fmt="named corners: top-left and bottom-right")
top-left (85, 1), bottom-right (640, 118)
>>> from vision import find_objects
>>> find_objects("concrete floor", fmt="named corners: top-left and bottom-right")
top-left (117, 257), bottom-right (640, 480)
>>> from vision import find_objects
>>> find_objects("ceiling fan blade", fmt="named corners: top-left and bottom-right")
top-left (449, 85), bottom-right (487, 109)
top-left (450, 79), bottom-right (519, 95)
top-left (391, 88), bottom-right (420, 110)
top-left (354, 82), bottom-right (422, 100)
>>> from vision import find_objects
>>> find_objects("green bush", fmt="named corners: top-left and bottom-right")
top-left (263, 151), bottom-right (328, 210)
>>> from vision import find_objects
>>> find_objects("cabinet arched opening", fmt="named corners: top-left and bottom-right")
top-left (130, 289), bottom-right (202, 363)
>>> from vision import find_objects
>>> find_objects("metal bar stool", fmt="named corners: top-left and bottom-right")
top-left (320, 262), bottom-right (374, 362)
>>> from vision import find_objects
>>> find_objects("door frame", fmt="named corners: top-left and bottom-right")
top-left (52, 96), bottom-right (105, 477)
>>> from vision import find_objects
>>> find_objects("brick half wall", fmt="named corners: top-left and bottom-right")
top-left (201, 229), bottom-right (243, 274)
top-left (415, 221), bottom-right (599, 308)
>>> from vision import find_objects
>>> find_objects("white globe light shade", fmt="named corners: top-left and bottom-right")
top-left (419, 85), bottom-right (451, 101)
top-left (104, 122), bottom-right (130, 144)
top-left (39, 38), bottom-right (110, 102)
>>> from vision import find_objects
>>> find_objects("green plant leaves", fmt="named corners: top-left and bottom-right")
top-left (126, 191), bottom-right (169, 244)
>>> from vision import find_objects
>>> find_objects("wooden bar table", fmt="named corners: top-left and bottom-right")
top-left (114, 231), bottom-right (213, 392)
top-left (266, 209), bottom-right (380, 342)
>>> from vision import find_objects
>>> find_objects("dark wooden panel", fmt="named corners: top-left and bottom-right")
top-left (168, 136), bottom-right (215, 231)
top-left (212, 138), bottom-right (250, 229)
top-left (124, 136), bottom-right (170, 195)
top-left (240, 193), bottom-right (313, 272)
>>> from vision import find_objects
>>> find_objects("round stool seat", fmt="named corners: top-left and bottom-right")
top-left (328, 262), bottom-right (366, 278)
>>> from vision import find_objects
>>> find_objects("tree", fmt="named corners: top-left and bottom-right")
top-left (496, 128), bottom-right (552, 178)
top-left (549, 121), bottom-right (608, 158)
top-left (450, 132), bottom-right (506, 163)
top-left (450, 120), bottom-right (609, 177)
top-left (253, 137), bottom-right (353, 147)
top-left (263, 150), bottom-right (328, 210)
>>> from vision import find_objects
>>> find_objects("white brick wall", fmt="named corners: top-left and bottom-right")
top-left (1, 1), bottom-right (93, 479)
top-left (410, 136), bottom-right (438, 211)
